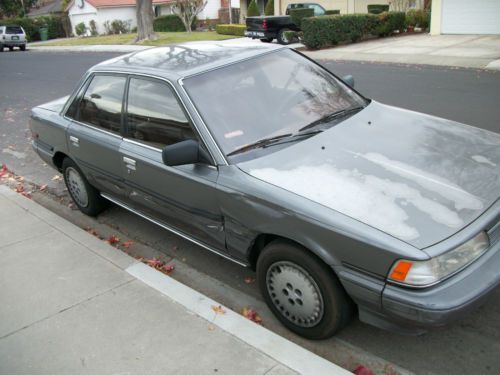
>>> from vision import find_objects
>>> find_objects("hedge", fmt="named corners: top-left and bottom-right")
top-left (406, 9), bottom-right (430, 29)
top-left (302, 12), bottom-right (405, 49)
top-left (1, 15), bottom-right (67, 41)
top-left (367, 4), bottom-right (389, 14)
top-left (215, 24), bottom-right (246, 36)
top-left (290, 8), bottom-right (314, 29)
top-left (376, 11), bottom-right (406, 36)
top-left (324, 10), bottom-right (340, 15)
top-left (153, 15), bottom-right (196, 32)
top-left (302, 14), bottom-right (379, 49)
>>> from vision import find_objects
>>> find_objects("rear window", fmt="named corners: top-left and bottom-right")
top-left (6, 26), bottom-right (23, 34)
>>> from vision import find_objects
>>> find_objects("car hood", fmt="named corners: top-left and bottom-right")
top-left (239, 101), bottom-right (500, 249)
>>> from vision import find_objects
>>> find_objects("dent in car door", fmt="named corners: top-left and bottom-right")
top-left (66, 74), bottom-right (127, 198)
top-left (119, 77), bottom-right (225, 250)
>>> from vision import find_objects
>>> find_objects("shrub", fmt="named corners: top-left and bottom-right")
top-left (406, 9), bottom-right (430, 29)
top-left (110, 19), bottom-right (131, 34)
top-left (376, 11), bottom-right (406, 36)
top-left (75, 22), bottom-right (86, 36)
top-left (290, 8), bottom-right (314, 29)
top-left (324, 10), bottom-right (340, 15)
top-left (247, 0), bottom-right (260, 17)
top-left (264, 0), bottom-right (274, 16)
top-left (215, 24), bottom-right (246, 36)
top-left (302, 14), bottom-right (380, 49)
top-left (1, 15), bottom-right (67, 41)
top-left (367, 4), bottom-right (389, 14)
top-left (153, 14), bottom-right (196, 32)
top-left (89, 19), bottom-right (98, 36)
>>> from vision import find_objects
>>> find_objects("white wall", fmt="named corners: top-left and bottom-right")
top-left (68, 1), bottom-right (98, 34)
top-left (160, 0), bottom-right (240, 21)
top-left (97, 6), bottom-right (137, 34)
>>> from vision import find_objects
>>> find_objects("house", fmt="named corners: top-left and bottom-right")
top-left (240, 0), bottom-right (423, 21)
top-left (430, 0), bottom-right (500, 35)
top-left (66, 0), bottom-right (240, 35)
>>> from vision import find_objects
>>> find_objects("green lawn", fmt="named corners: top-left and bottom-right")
top-left (37, 32), bottom-right (239, 46)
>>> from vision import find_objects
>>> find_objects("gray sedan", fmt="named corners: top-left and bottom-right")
top-left (30, 42), bottom-right (500, 339)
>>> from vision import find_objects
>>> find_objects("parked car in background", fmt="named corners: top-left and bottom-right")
top-left (30, 43), bottom-right (500, 340)
top-left (0, 25), bottom-right (27, 51)
top-left (285, 2), bottom-right (326, 16)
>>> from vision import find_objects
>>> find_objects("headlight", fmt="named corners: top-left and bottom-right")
top-left (388, 232), bottom-right (490, 287)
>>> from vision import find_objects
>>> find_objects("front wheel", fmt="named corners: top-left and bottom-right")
top-left (260, 38), bottom-right (273, 43)
top-left (62, 158), bottom-right (107, 216)
top-left (257, 240), bottom-right (354, 339)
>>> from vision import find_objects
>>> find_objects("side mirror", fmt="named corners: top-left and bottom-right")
top-left (162, 139), bottom-right (211, 166)
top-left (342, 74), bottom-right (354, 88)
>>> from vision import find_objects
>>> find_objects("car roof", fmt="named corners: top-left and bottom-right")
top-left (93, 41), bottom-right (286, 80)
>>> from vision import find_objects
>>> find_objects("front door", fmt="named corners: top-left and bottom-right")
top-left (119, 76), bottom-right (225, 250)
top-left (66, 74), bottom-right (127, 199)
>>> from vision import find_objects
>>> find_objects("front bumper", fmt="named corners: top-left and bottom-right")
top-left (339, 231), bottom-right (500, 334)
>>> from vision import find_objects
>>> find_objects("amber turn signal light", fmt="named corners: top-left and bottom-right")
top-left (389, 260), bottom-right (413, 282)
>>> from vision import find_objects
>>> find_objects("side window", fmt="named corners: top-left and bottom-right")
top-left (78, 75), bottom-right (126, 134)
top-left (312, 5), bottom-right (324, 16)
top-left (125, 78), bottom-right (195, 148)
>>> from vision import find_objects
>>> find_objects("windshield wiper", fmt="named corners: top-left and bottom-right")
top-left (227, 133), bottom-right (292, 156)
top-left (298, 106), bottom-right (364, 133)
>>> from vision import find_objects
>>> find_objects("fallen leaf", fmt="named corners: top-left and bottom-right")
top-left (39, 184), bottom-right (48, 192)
top-left (241, 307), bottom-right (262, 324)
top-left (14, 176), bottom-right (24, 182)
top-left (0, 164), bottom-right (8, 177)
top-left (207, 324), bottom-right (215, 331)
top-left (145, 258), bottom-right (165, 269)
top-left (122, 240), bottom-right (134, 248)
top-left (21, 191), bottom-right (32, 199)
top-left (51, 175), bottom-right (62, 181)
top-left (244, 277), bottom-right (255, 284)
top-left (85, 227), bottom-right (100, 237)
top-left (107, 235), bottom-right (120, 245)
top-left (68, 202), bottom-right (77, 210)
top-left (161, 263), bottom-right (175, 274)
top-left (15, 184), bottom-right (24, 193)
top-left (353, 365), bottom-right (373, 375)
top-left (211, 305), bottom-right (226, 315)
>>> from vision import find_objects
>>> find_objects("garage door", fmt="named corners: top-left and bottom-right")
top-left (441, 0), bottom-right (500, 34)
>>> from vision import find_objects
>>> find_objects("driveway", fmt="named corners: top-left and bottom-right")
top-left (305, 34), bottom-right (500, 69)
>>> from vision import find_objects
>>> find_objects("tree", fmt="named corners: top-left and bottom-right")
top-left (136, 0), bottom-right (158, 42)
top-left (172, 0), bottom-right (207, 33)
top-left (247, 0), bottom-right (260, 17)
top-left (0, 0), bottom-right (36, 18)
top-left (264, 0), bottom-right (274, 16)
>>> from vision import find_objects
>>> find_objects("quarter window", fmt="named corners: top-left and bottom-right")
top-left (125, 78), bottom-right (195, 148)
top-left (78, 75), bottom-right (126, 134)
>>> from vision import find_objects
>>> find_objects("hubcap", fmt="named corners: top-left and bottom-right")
top-left (66, 167), bottom-right (88, 208)
top-left (266, 261), bottom-right (324, 328)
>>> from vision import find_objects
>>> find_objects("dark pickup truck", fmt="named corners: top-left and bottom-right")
top-left (245, 3), bottom-right (325, 44)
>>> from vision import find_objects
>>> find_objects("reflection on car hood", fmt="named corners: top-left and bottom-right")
top-left (239, 101), bottom-right (500, 249)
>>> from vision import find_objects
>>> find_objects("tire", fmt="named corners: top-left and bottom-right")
top-left (8, 46), bottom-right (14, 51)
top-left (257, 240), bottom-right (354, 340)
top-left (0, 45), bottom-right (3, 52)
top-left (20, 44), bottom-right (26, 51)
top-left (260, 38), bottom-right (273, 43)
top-left (277, 29), bottom-right (291, 45)
top-left (62, 157), bottom-right (107, 216)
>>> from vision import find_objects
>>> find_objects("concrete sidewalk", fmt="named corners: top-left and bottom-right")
top-left (305, 34), bottom-right (500, 70)
top-left (0, 185), bottom-right (349, 375)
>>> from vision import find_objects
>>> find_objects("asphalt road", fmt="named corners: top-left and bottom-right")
top-left (1, 50), bottom-right (499, 375)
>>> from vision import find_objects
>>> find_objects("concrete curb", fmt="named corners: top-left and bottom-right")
top-left (127, 262), bottom-right (351, 375)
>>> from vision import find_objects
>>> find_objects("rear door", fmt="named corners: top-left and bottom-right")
top-left (119, 76), bottom-right (225, 250)
top-left (65, 73), bottom-right (128, 198)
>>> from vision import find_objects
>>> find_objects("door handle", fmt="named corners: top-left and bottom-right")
top-left (69, 136), bottom-right (79, 147)
top-left (123, 156), bottom-right (136, 171)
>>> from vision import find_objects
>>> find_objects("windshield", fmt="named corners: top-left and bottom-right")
top-left (183, 49), bottom-right (366, 161)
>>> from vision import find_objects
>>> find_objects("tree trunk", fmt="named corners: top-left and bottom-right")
top-left (136, 0), bottom-right (158, 42)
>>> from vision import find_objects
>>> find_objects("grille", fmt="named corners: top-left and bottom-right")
top-left (489, 221), bottom-right (500, 246)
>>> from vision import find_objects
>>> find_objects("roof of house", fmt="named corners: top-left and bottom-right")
top-left (28, 0), bottom-right (63, 17)
top-left (67, 0), bottom-right (173, 10)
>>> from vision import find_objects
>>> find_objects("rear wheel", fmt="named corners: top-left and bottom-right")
top-left (277, 29), bottom-right (291, 45)
top-left (62, 158), bottom-right (107, 216)
top-left (257, 240), bottom-right (354, 339)
top-left (0, 45), bottom-right (3, 52)
top-left (260, 38), bottom-right (273, 43)
top-left (20, 44), bottom-right (26, 51)
top-left (8, 46), bottom-right (14, 51)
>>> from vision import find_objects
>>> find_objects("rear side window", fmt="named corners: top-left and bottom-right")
top-left (6, 26), bottom-right (23, 34)
top-left (77, 75), bottom-right (126, 134)
top-left (125, 77), bottom-right (195, 148)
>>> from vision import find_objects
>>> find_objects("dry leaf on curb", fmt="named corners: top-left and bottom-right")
top-left (14, 175), bottom-right (24, 182)
top-left (208, 324), bottom-right (215, 331)
top-left (122, 240), bottom-right (134, 249)
top-left (161, 264), bottom-right (175, 274)
top-left (211, 305), bottom-right (226, 315)
top-left (353, 365), bottom-right (373, 375)
top-left (241, 307), bottom-right (262, 324)
top-left (15, 184), bottom-right (24, 193)
top-left (145, 258), bottom-right (165, 269)
top-left (51, 175), bottom-right (62, 182)
top-left (0, 164), bottom-right (8, 178)
top-left (107, 235), bottom-right (120, 245)
top-left (39, 184), bottom-right (47, 192)
top-left (21, 191), bottom-right (32, 199)
top-left (244, 277), bottom-right (255, 284)
top-left (85, 227), bottom-right (100, 237)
